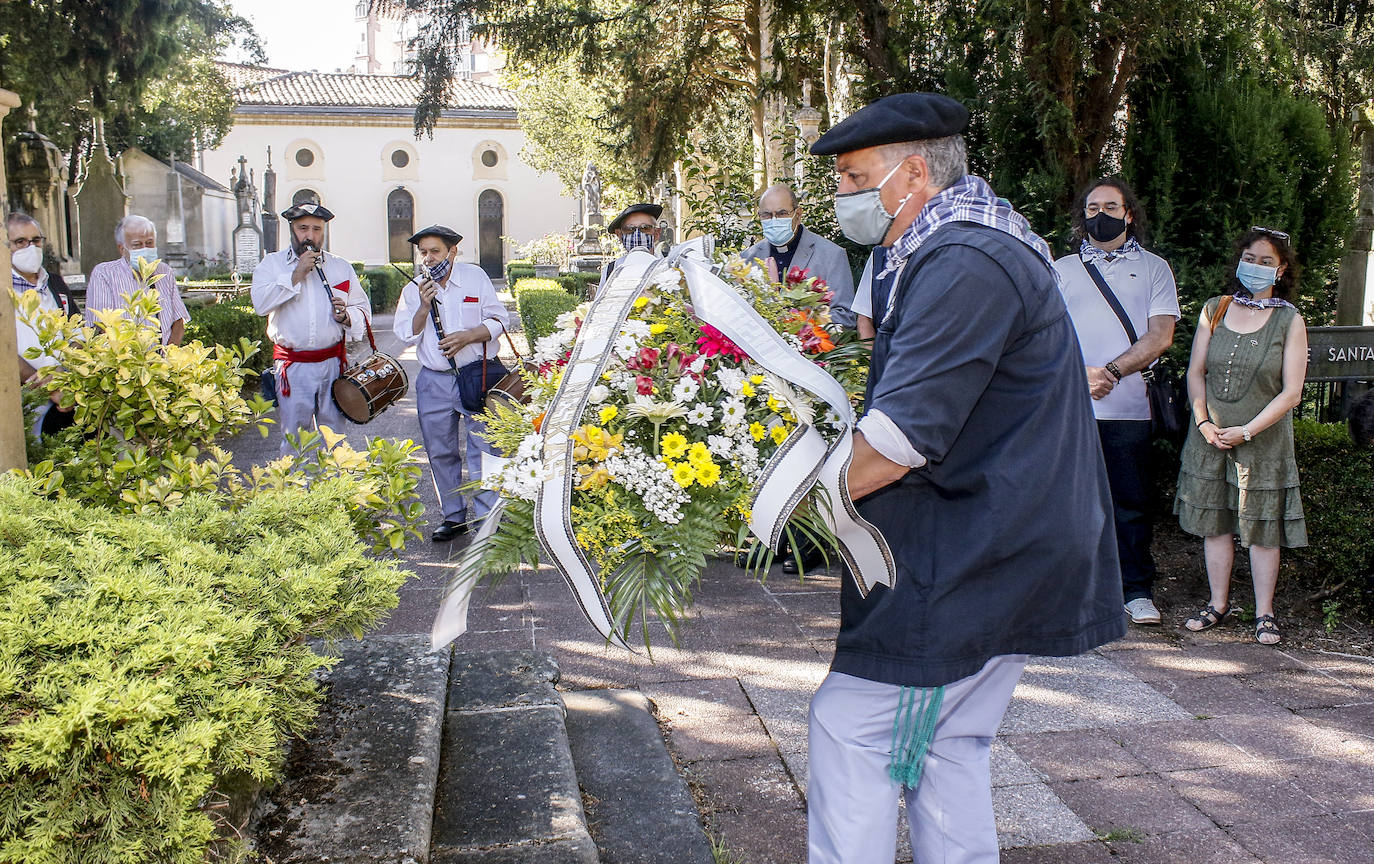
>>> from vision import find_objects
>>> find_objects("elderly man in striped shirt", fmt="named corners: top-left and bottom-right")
top-left (84, 215), bottom-right (189, 346)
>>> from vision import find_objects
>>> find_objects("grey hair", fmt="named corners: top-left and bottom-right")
top-left (878, 135), bottom-right (968, 190)
top-left (5, 211), bottom-right (40, 233)
top-left (115, 214), bottom-right (156, 246)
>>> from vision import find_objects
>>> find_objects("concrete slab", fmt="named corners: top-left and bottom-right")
top-left (430, 705), bottom-right (593, 856)
top-left (992, 782), bottom-right (1096, 848)
top-left (1107, 825), bottom-right (1263, 863)
top-left (1048, 775), bottom-right (1214, 835)
top-left (1000, 841), bottom-right (1115, 863)
top-left (1114, 718), bottom-right (1252, 772)
top-left (251, 635), bottom-right (450, 864)
top-left (1000, 654), bottom-right (1190, 734)
top-left (1166, 761), bottom-right (1327, 826)
top-left (446, 650), bottom-right (560, 711)
top-left (1236, 668), bottom-right (1364, 711)
top-left (989, 739), bottom-right (1043, 787)
top-left (1142, 672), bottom-right (1294, 720)
top-left (1005, 729), bottom-right (1149, 782)
top-left (1226, 813), bottom-right (1372, 864)
top-left (644, 679), bottom-right (776, 762)
top-left (1276, 753), bottom-right (1374, 812)
top-left (431, 836), bottom-right (600, 863)
top-left (563, 690), bottom-right (713, 864)
top-left (1206, 713), bottom-right (1370, 762)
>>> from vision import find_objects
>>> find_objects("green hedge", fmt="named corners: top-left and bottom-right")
top-left (1291, 419), bottom-right (1374, 612)
top-left (359, 267), bottom-right (410, 314)
top-left (185, 296), bottom-right (270, 373)
top-left (507, 258), bottom-right (535, 285)
top-left (0, 476), bottom-right (408, 862)
top-left (557, 270), bottom-right (601, 300)
top-left (514, 278), bottom-right (580, 343)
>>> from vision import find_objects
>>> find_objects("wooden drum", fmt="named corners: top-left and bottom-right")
top-left (332, 351), bottom-right (409, 423)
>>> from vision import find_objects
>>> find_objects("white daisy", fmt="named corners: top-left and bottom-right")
top-left (672, 378), bottom-right (700, 402)
top-left (613, 334), bottom-right (639, 359)
top-left (621, 319), bottom-right (651, 339)
top-left (587, 384), bottom-right (610, 405)
top-left (686, 403), bottom-right (714, 426)
top-left (720, 398), bottom-right (746, 427)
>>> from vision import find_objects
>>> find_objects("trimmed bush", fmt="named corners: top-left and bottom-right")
top-left (556, 270), bottom-right (601, 300)
top-left (0, 475), bottom-right (409, 862)
top-left (507, 258), bottom-right (535, 285)
top-left (514, 278), bottom-right (580, 343)
top-left (185, 296), bottom-right (270, 373)
top-left (1290, 419), bottom-right (1374, 612)
top-left (359, 267), bottom-right (408, 314)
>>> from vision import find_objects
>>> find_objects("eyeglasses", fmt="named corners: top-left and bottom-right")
top-left (1251, 225), bottom-right (1290, 242)
top-left (1084, 202), bottom-right (1124, 216)
top-left (6, 235), bottom-right (46, 249)
top-left (760, 208), bottom-right (795, 220)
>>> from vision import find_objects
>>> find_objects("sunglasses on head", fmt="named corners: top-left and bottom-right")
top-left (1251, 225), bottom-right (1290, 242)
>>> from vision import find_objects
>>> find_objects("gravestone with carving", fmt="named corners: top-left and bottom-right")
top-left (231, 155), bottom-right (263, 275)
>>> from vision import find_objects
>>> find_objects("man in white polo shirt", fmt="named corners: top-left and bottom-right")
top-left (1054, 177), bottom-right (1180, 626)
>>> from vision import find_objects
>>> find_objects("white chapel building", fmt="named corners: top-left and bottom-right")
top-left (200, 64), bottom-right (575, 278)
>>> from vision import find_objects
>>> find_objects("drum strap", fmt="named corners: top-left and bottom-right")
top-left (272, 342), bottom-right (347, 397)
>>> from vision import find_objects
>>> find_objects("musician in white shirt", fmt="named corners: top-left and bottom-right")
top-left (250, 203), bottom-right (371, 453)
top-left (394, 224), bottom-right (510, 542)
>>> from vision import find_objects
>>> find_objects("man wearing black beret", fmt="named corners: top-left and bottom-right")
top-left (597, 203), bottom-right (664, 295)
top-left (251, 202), bottom-right (372, 453)
top-left (805, 92), bottom-right (1124, 862)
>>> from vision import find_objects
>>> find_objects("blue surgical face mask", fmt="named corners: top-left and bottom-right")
top-left (128, 247), bottom-right (159, 267)
top-left (833, 160), bottom-right (912, 246)
top-left (1236, 260), bottom-right (1278, 293)
top-left (761, 217), bottom-right (797, 246)
top-left (620, 228), bottom-right (655, 253)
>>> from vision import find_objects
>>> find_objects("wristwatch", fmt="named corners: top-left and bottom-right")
top-left (1104, 362), bottom-right (1123, 381)
top-left (1241, 426), bottom-right (1252, 442)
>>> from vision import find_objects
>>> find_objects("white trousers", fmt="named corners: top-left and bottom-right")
top-left (275, 357), bottom-right (347, 455)
top-left (808, 655), bottom-right (1028, 864)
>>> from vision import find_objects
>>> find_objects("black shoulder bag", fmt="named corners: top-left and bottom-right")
top-left (1080, 258), bottom-right (1187, 443)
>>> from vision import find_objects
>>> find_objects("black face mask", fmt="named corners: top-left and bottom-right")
top-left (1084, 212), bottom-right (1128, 243)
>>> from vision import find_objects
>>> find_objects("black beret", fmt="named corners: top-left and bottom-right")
top-left (608, 203), bottom-right (663, 232)
top-left (281, 202), bottom-right (335, 222)
top-left (810, 93), bottom-right (969, 156)
top-left (407, 224), bottom-right (463, 246)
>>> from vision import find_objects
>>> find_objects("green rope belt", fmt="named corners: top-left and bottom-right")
top-left (889, 685), bottom-right (945, 788)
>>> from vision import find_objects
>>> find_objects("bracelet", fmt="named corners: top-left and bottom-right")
top-left (1242, 426), bottom-right (1252, 442)
top-left (1104, 362), bottom-right (1123, 381)
top-left (1197, 419), bottom-right (1214, 429)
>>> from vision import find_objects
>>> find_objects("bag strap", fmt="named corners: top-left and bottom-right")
top-left (1208, 296), bottom-right (1233, 334)
top-left (1080, 257), bottom-right (1139, 344)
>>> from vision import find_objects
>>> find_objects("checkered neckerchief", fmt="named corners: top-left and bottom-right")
top-left (1079, 237), bottom-right (1143, 262)
top-left (876, 175), bottom-right (1056, 281)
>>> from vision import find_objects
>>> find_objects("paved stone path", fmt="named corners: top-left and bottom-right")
top-left (232, 310), bottom-right (1374, 864)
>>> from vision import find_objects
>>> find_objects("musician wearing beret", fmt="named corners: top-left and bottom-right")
top-left (805, 93), bottom-right (1124, 863)
top-left (251, 203), bottom-right (372, 453)
top-left (597, 203), bottom-right (663, 296)
top-left (394, 225), bottom-right (510, 543)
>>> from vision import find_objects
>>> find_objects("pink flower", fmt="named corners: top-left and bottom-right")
top-left (695, 324), bottom-right (748, 362)
top-left (635, 375), bottom-right (655, 395)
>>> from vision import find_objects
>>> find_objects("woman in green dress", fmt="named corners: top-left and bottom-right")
top-left (1174, 227), bottom-right (1308, 645)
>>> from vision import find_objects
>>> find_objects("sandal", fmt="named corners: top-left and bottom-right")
top-left (1185, 604), bottom-right (1230, 632)
top-left (1255, 615), bottom-right (1282, 645)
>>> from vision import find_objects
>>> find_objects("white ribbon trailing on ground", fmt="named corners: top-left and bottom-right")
top-left (432, 240), bottom-right (892, 652)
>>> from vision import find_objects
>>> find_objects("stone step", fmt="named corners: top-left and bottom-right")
top-left (430, 651), bottom-right (598, 864)
top-left (251, 635), bottom-right (451, 864)
top-left (563, 690), bottom-right (714, 864)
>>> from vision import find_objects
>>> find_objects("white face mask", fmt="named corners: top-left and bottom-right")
top-left (128, 247), bottom-right (159, 267)
top-left (11, 244), bottom-right (43, 274)
top-left (834, 161), bottom-right (913, 246)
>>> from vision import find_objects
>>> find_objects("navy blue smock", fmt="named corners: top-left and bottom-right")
top-left (837, 223), bottom-right (1125, 688)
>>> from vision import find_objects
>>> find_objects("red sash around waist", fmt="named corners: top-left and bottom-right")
top-left (272, 342), bottom-right (347, 397)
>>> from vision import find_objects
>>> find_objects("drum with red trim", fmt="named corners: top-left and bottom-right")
top-left (332, 351), bottom-right (408, 423)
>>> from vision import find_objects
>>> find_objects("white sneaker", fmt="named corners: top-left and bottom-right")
top-left (1125, 598), bottom-right (1162, 625)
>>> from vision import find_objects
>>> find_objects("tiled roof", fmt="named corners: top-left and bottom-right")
top-left (230, 69), bottom-right (517, 113)
top-left (216, 61), bottom-right (290, 90)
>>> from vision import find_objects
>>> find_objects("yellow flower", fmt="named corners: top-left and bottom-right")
top-left (599, 404), bottom-right (619, 424)
top-left (576, 465), bottom-right (612, 490)
top-left (633, 296), bottom-right (650, 309)
top-left (770, 425), bottom-right (789, 445)
top-left (694, 461), bottom-right (721, 486)
top-left (687, 442), bottom-right (713, 469)
top-left (602, 371), bottom-right (613, 381)
top-left (766, 394), bottom-right (782, 412)
top-left (572, 425), bottom-right (623, 461)
top-left (749, 374), bottom-right (764, 385)
top-left (671, 462), bottom-right (695, 487)
top-left (740, 382), bottom-right (755, 397)
top-left (650, 323), bottom-right (668, 335)
top-left (749, 422), bottom-right (766, 441)
top-left (661, 431), bottom-right (689, 459)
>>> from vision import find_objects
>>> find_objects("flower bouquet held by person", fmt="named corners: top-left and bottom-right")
top-left (431, 238), bottom-right (890, 649)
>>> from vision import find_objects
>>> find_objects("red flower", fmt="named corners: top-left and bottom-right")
top-left (635, 375), bottom-right (655, 395)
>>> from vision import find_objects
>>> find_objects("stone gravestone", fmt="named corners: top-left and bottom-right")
top-left (572, 162), bottom-right (607, 272)
top-left (232, 155), bottom-right (263, 275)
top-left (260, 147), bottom-right (279, 254)
top-left (8, 108), bottom-right (80, 277)
top-left (75, 118), bottom-right (129, 274)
